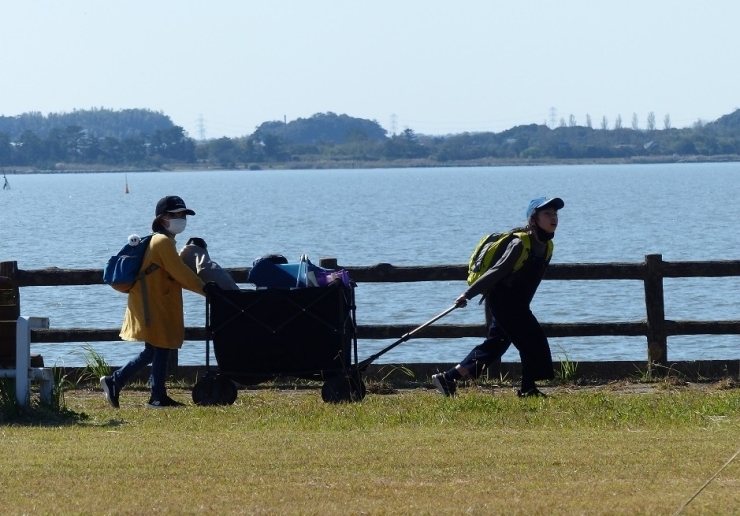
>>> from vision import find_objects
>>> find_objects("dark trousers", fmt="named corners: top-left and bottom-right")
top-left (459, 298), bottom-right (554, 389)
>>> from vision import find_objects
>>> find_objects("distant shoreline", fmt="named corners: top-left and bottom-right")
top-left (2, 153), bottom-right (740, 174)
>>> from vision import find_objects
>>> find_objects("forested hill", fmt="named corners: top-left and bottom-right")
top-left (254, 112), bottom-right (387, 145)
top-left (3, 108), bottom-right (740, 169)
top-left (708, 110), bottom-right (740, 133)
top-left (0, 108), bottom-right (173, 139)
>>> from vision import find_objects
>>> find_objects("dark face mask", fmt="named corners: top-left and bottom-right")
top-left (534, 223), bottom-right (555, 242)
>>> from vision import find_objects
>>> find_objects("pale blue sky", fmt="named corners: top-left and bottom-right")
top-left (2, 1), bottom-right (738, 139)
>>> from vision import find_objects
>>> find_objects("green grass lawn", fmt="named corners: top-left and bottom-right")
top-left (2, 381), bottom-right (740, 515)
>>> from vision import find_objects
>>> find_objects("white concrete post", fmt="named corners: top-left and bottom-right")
top-left (15, 316), bottom-right (50, 406)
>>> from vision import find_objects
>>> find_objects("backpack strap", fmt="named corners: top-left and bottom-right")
top-left (512, 232), bottom-right (554, 270)
top-left (510, 232), bottom-right (531, 272)
top-left (137, 265), bottom-right (159, 327)
top-left (135, 235), bottom-right (161, 327)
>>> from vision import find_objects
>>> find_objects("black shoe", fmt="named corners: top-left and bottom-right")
top-left (100, 376), bottom-right (120, 408)
top-left (147, 395), bottom-right (186, 408)
top-left (432, 373), bottom-right (457, 397)
top-left (517, 388), bottom-right (546, 398)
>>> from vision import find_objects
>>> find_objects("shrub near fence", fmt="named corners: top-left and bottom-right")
top-left (2, 255), bottom-right (740, 381)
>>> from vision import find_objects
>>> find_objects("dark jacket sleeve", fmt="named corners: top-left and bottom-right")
top-left (464, 238), bottom-right (524, 300)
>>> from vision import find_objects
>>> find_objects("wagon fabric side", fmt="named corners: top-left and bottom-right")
top-left (207, 281), bottom-right (358, 386)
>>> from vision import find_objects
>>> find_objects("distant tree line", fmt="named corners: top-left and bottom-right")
top-left (0, 108), bottom-right (174, 140)
top-left (0, 125), bottom-right (195, 167)
top-left (2, 109), bottom-right (740, 169)
top-left (0, 108), bottom-right (193, 167)
top-left (199, 110), bottom-right (740, 166)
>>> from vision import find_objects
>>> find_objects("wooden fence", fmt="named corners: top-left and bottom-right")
top-left (2, 255), bottom-right (740, 376)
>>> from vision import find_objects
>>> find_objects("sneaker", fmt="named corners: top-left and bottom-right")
top-left (100, 376), bottom-right (120, 408)
top-left (432, 373), bottom-right (457, 397)
top-left (517, 388), bottom-right (547, 398)
top-left (147, 395), bottom-right (186, 408)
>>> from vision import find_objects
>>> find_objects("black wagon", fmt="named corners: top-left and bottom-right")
top-left (192, 278), bottom-right (365, 405)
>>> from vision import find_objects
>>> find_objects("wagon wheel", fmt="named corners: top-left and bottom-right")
top-left (193, 374), bottom-right (238, 406)
top-left (321, 376), bottom-right (346, 403)
top-left (216, 375), bottom-right (238, 405)
top-left (321, 373), bottom-right (366, 403)
top-left (192, 376), bottom-right (215, 406)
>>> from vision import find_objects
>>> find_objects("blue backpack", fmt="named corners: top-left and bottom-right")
top-left (103, 234), bottom-right (159, 293)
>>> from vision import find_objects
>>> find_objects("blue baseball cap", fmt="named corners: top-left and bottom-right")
top-left (526, 197), bottom-right (564, 219)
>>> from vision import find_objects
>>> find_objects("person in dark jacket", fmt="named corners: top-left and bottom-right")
top-left (432, 196), bottom-right (564, 398)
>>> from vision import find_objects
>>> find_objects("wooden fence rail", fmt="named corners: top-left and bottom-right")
top-left (3, 255), bottom-right (740, 372)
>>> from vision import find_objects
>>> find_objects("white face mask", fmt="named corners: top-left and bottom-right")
top-left (166, 218), bottom-right (187, 235)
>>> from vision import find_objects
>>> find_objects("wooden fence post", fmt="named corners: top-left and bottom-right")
top-left (644, 254), bottom-right (667, 372)
top-left (0, 261), bottom-right (20, 367)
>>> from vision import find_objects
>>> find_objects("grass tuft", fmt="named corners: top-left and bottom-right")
top-left (74, 344), bottom-right (111, 385)
top-left (554, 344), bottom-right (579, 384)
top-left (0, 364), bottom-right (88, 425)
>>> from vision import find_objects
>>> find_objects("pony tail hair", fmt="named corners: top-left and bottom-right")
top-left (152, 215), bottom-right (168, 234)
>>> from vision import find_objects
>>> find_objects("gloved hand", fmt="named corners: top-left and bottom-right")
top-left (455, 294), bottom-right (468, 308)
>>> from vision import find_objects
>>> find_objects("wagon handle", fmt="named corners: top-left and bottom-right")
top-left (358, 304), bottom-right (458, 370)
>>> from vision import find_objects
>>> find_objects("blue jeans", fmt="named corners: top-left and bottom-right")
top-left (112, 342), bottom-right (170, 399)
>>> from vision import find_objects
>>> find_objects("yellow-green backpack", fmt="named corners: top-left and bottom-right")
top-left (466, 231), bottom-right (552, 286)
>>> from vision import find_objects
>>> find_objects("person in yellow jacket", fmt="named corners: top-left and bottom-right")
top-left (101, 196), bottom-right (205, 408)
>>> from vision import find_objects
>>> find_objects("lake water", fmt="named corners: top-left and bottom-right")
top-left (2, 163), bottom-right (740, 367)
